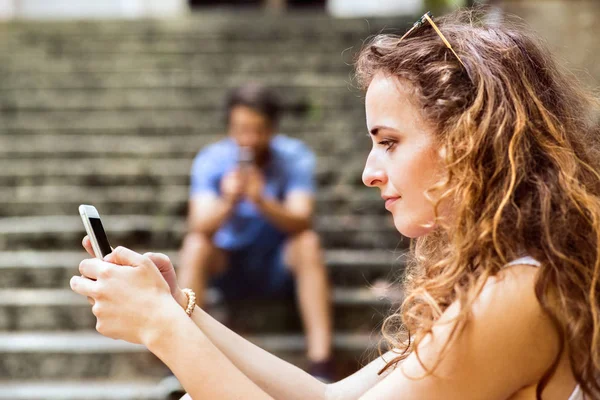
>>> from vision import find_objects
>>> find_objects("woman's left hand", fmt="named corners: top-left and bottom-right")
top-left (70, 246), bottom-right (182, 346)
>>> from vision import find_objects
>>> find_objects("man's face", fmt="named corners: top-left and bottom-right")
top-left (228, 105), bottom-right (274, 159)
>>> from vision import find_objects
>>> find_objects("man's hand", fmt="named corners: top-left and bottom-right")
top-left (245, 166), bottom-right (265, 204)
top-left (220, 169), bottom-right (244, 205)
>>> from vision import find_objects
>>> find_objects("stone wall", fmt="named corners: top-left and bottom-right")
top-left (498, 0), bottom-right (600, 87)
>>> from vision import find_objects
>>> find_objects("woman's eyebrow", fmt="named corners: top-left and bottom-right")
top-left (369, 125), bottom-right (397, 136)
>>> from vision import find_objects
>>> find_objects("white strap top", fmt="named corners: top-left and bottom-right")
top-left (506, 256), bottom-right (584, 400)
top-left (505, 255), bottom-right (541, 268)
top-left (568, 385), bottom-right (584, 400)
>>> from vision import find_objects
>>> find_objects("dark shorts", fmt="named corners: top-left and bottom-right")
top-left (210, 244), bottom-right (295, 301)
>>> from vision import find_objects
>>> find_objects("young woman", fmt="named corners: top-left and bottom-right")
top-left (71, 8), bottom-right (600, 399)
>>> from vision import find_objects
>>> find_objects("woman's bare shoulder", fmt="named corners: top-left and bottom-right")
top-left (329, 264), bottom-right (561, 400)
top-left (475, 263), bottom-right (556, 350)
top-left (449, 262), bottom-right (561, 385)
top-left (358, 263), bottom-right (562, 399)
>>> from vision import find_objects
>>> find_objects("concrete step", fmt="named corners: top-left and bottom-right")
top-left (1, 35), bottom-right (355, 56)
top-left (0, 25), bottom-right (359, 44)
top-left (0, 163), bottom-right (369, 211)
top-left (0, 131), bottom-right (366, 159)
top-left (0, 287), bottom-right (400, 333)
top-left (0, 158), bottom-right (197, 187)
top-left (0, 331), bottom-right (166, 380)
top-left (0, 52), bottom-right (353, 75)
top-left (0, 196), bottom-right (386, 218)
top-left (0, 108), bottom-right (365, 132)
top-left (0, 214), bottom-right (403, 251)
top-left (0, 16), bottom-right (393, 50)
top-left (0, 13), bottom-right (402, 39)
top-left (0, 125), bottom-right (335, 137)
top-left (0, 249), bottom-right (405, 290)
top-left (0, 331), bottom-right (380, 380)
top-left (0, 71), bottom-right (348, 91)
top-left (0, 184), bottom-right (384, 217)
top-left (0, 379), bottom-right (167, 400)
top-left (0, 156), bottom-right (366, 185)
top-left (0, 116), bottom-right (367, 137)
top-left (0, 86), bottom-right (364, 112)
top-left (0, 133), bottom-right (222, 158)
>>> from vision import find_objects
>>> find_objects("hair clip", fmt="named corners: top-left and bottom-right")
top-left (400, 11), bottom-right (434, 42)
top-left (414, 11), bottom-right (433, 29)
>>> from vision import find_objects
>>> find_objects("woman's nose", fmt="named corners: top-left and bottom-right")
top-left (362, 155), bottom-right (387, 188)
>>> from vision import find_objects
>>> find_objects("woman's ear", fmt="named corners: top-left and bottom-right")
top-left (437, 146), bottom-right (447, 160)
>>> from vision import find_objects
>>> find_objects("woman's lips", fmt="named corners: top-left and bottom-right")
top-left (385, 197), bottom-right (399, 211)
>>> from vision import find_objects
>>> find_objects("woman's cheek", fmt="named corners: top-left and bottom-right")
top-left (392, 212), bottom-right (431, 239)
top-left (387, 158), bottom-right (406, 194)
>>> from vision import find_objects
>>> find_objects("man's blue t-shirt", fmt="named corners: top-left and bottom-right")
top-left (189, 135), bottom-right (315, 254)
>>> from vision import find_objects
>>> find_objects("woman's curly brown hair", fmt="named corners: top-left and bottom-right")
top-left (355, 7), bottom-right (600, 399)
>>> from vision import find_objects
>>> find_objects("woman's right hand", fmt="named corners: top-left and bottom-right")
top-left (81, 236), bottom-right (188, 309)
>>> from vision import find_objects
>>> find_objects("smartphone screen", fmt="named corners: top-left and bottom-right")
top-left (238, 146), bottom-right (254, 167)
top-left (89, 217), bottom-right (112, 257)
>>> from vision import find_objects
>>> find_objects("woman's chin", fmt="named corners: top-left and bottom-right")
top-left (392, 216), bottom-right (432, 238)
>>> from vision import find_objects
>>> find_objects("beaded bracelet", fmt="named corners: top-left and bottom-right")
top-left (181, 288), bottom-right (196, 317)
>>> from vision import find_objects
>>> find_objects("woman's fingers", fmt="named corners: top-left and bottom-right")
top-left (143, 252), bottom-right (171, 272)
top-left (70, 275), bottom-right (98, 298)
top-left (104, 246), bottom-right (151, 268)
top-left (82, 236), bottom-right (95, 257)
top-left (82, 236), bottom-right (115, 259)
top-left (78, 258), bottom-right (110, 280)
top-left (71, 246), bottom-right (176, 346)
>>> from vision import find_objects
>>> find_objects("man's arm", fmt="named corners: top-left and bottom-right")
top-left (188, 168), bottom-right (245, 236)
top-left (245, 147), bottom-right (316, 234)
top-left (187, 194), bottom-right (235, 237)
top-left (255, 191), bottom-right (313, 234)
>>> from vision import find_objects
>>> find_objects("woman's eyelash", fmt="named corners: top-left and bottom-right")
top-left (378, 140), bottom-right (396, 152)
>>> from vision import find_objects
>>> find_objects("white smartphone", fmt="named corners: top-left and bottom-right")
top-left (238, 146), bottom-right (254, 168)
top-left (79, 204), bottom-right (112, 259)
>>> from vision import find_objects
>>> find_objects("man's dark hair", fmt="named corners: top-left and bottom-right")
top-left (225, 83), bottom-right (282, 127)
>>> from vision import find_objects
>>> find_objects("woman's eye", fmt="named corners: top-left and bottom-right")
top-left (378, 140), bottom-right (396, 152)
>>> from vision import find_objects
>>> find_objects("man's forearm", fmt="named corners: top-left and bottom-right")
top-left (189, 199), bottom-right (235, 237)
top-left (255, 197), bottom-right (312, 234)
top-left (173, 291), bottom-right (327, 400)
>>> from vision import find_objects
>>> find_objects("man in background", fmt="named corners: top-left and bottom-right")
top-left (178, 83), bottom-right (334, 380)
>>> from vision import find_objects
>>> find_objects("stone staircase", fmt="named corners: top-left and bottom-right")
top-left (0, 11), bottom-right (412, 399)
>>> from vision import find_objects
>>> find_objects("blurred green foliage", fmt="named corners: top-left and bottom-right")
top-left (424, 0), bottom-right (469, 14)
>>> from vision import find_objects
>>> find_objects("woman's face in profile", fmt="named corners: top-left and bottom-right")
top-left (362, 73), bottom-right (444, 238)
